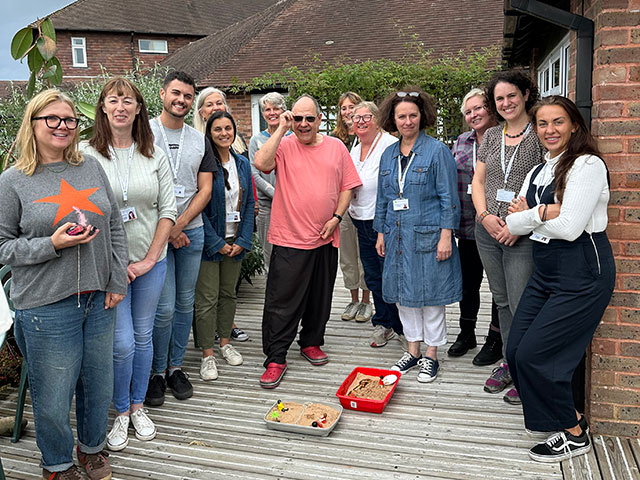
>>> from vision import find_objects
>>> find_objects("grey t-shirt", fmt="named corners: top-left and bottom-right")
top-left (151, 119), bottom-right (217, 230)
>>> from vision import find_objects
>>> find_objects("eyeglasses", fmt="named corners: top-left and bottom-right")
top-left (293, 115), bottom-right (317, 123)
top-left (396, 92), bottom-right (419, 98)
top-left (33, 115), bottom-right (79, 130)
top-left (352, 114), bottom-right (374, 123)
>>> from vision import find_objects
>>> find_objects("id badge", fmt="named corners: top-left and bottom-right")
top-left (226, 211), bottom-right (241, 223)
top-left (393, 198), bottom-right (409, 211)
top-left (120, 206), bottom-right (137, 223)
top-left (496, 188), bottom-right (515, 203)
top-left (174, 185), bottom-right (186, 198)
top-left (466, 184), bottom-right (472, 195)
top-left (530, 232), bottom-right (550, 244)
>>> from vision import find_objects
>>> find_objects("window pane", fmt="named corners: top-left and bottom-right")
top-left (73, 49), bottom-right (85, 65)
top-left (139, 39), bottom-right (167, 53)
top-left (552, 59), bottom-right (560, 88)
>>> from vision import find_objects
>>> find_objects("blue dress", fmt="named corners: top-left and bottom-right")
top-left (373, 132), bottom-right (462, 308)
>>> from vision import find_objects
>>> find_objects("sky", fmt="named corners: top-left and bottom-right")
top-left (0, 0), bottom-right (75, 80)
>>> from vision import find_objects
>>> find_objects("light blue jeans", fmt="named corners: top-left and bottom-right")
top-left (152, 226), bottom-right (204, 374)
top-left (14, 292), bottom-right (115, 472)
top-left (113, 258), bottom-right (167, 413)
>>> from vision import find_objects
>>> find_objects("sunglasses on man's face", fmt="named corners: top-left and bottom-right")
top-left (396, 91), bottom-right (419, 98)
top-left (293, 115), bottom-right (317, 123)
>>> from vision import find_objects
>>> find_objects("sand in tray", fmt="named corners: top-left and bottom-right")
top-left (346, 373), bottom-right (394, 401)
top-left (267, 402), bottom-right (340, 428)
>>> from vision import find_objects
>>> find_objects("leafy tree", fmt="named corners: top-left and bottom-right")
top-left (231, 44), bottom-right (501, 145)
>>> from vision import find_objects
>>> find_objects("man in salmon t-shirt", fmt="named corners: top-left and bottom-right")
top-left (254, 94), bottom-right (362, 388)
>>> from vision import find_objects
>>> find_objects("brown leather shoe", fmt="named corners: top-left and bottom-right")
top-left (42, 465), bottom-right (83, 480)
top-left (77, 448), bottom-right (112, 480)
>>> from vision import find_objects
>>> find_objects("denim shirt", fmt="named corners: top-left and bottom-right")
top-left (201, 151), bottom-right (255, 262)
top-left (373, 133), bottom-right (462, 307)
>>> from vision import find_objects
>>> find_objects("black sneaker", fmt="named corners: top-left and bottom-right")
top-left (390, 352), bottom-right (422, 373)
top-left (167, 369), bottom-right (193, 400)
top-left (144, 374), bottom-right (166, 407)
top-left (529, 429), bottom-right (591, 462)
top-left (472, 335), bottom-right (503, 366)
top-left (447, 331), bottom-right (477, 357)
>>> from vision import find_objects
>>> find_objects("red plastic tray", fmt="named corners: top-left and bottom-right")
top-left (335, 367), bottom-right (400, 414)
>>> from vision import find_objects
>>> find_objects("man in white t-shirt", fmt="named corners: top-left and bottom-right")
top-left (146, 71), bottom-right (216, 406)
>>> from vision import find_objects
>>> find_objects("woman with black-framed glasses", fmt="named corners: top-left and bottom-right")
top-left (333, 92), bottom-right (372, 324)
top-left (0, 89), bottom-right (128, 479)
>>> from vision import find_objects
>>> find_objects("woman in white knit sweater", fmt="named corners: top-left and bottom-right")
top-left (505, 96), bottom-right (615, 463)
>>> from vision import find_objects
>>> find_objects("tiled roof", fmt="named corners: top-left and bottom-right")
top-left (164, 0), bottom-right (296, 82)
top-left (163, 0), bottom-right (504, 87)
top-left (46, 0), bottom-right (282, 36)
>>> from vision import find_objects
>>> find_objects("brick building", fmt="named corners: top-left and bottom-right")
top-left (504, 0), bottom-right (640, 438)
top-left (45, 0), bottom-right (280, 79)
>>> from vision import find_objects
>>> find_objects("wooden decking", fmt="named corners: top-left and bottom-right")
top-left (1, 274), bottom-right (638, 479)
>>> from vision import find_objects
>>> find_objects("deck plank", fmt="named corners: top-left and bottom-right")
top-left (0, 274), bottom-right (563, 479)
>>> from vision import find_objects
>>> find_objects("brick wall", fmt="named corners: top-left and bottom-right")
top-left (576, 0), bottom-right (640, 438)
top-left (56, 31), bottom-right (199, 79)
top-left (227, 93), bottom-right (253, 145)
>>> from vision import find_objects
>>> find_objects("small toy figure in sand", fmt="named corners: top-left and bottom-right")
top-left (277, 400), bottom-right (289, 412)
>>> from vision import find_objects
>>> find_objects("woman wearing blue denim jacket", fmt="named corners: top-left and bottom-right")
top-left (194, 111), bottom-right (254, 381)
top-left (374, 88), bottom-right (462, 383)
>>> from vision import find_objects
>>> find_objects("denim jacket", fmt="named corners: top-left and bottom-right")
top-left (373, 132), bottom-right (462, 307)
top-left (201, 151), bottom-right (255, 262)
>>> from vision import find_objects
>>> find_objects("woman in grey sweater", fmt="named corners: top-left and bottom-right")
top-left (0, 89), bottom-right (128, 480)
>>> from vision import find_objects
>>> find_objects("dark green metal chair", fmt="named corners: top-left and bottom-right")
top-left (0, 264), bottom-right (28, 443)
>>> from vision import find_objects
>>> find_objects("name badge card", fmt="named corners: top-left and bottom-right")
top-left (496, 188), bottom-right (515, 203)
top-left (121, 206), bottom-right (137, 223)
top-left (530, 232), bottom-right (550, 244)
top-left (393, 198), bottom-right (409, 211)
top-left (174, 185), bottom-right (186, 198)
top-left (467, 184), bottom-right (472, 195)
top-left (226, 211), bottom-right (241, 223)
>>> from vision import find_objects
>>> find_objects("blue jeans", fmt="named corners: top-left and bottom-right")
top-left (351, 218), bottom-right (403, 335)
top-left (14, 292), bottom-right (115, 472)
top-left (475, 223), bottom-right (534, 356)
top-left (113, 259), bottom-right (167, 413)
top-left (152, 226), bottom-right (204, 374)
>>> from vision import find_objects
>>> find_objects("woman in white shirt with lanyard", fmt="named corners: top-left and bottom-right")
top-left (505, 95), bottom-right (614, 462)
top-left (81, 77), bottom-right (177, 451)
top-left (347, 101), bottom-right (404, 349)
top-left (194, 111), bottom-right (255, 381)
top-left (471, 70), bottom-right (545, 406)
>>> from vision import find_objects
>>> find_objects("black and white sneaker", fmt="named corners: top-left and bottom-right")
top-left (391, 352), bottom-right (422, 374)
top-left (529, 429), bottom-right (591, 463)
top-left (231, 327), bottom-right (249, 342)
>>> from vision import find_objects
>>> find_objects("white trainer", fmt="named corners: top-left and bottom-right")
top-left (130, 408), bottom-right (156, 441)
top-left (106, 415), bottom-right (129, 451)
top-left (221, 344), bottom-right (243, 366)
top-left (200, 355), bottom-right (218, 380)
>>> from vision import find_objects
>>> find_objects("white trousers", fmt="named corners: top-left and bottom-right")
top-left (397, 305), bottom-right (447, 346)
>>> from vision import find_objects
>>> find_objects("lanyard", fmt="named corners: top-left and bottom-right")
top-left (397, 151), bottom-right (416, 197)
top-left (224, 158), bottom-right (238, 212)
top-left (108, 143), bottom-right (135, 204)
top-left (534, 163), bottom-right (554, 204)
top-left (156, 118), bottom-right (185, 182)
top-left (356, 132), bottom-right (382, 174)
top-left (500, 123), bottom-right (530, 186)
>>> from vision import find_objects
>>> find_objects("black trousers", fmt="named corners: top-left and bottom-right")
top-left (261, 243), bottom-right (338, 367)
top-left (506, 232), bottom-right (615, 431)
top-left (458, 238), bottom-right (500, 334)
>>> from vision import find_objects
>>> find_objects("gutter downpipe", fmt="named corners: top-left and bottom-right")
top-left (509, 0), bottom-right (594, 126)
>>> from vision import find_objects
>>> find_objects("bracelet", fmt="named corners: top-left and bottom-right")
top-left (333, 213), bottom-right (343, 223)
top-left (541, 204), bottom-right (548, 222)
top-left (476, 210), bottom-right (489, 223)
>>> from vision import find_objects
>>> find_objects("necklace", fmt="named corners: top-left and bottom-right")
top-left (504, 123), bottom-right (530, 139)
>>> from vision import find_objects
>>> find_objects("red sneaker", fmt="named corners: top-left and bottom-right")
top-left (300, 346), bottom-right (329, 365)
top-left (260, 362), bottom-right (287, 388)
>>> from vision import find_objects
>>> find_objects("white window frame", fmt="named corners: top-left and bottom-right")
top-left (537, 34), bottom-right (570, 98)
top-left (71, 37), bottom-right (87, 67)
top-left (138, 39), bottom-right (168, 54)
